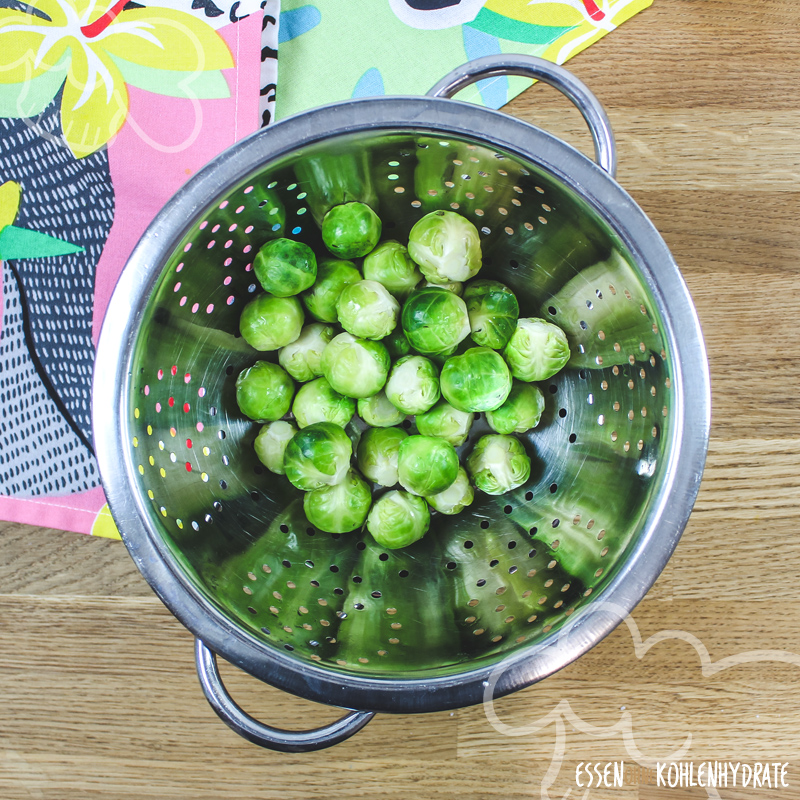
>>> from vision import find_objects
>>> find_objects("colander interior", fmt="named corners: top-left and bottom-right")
top-left (123, 129), bottom-right (674, 680)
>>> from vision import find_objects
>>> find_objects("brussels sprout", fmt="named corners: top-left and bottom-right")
top-left (253, 238), bottom-right (317, 297)
top-left (336, 280), bottom-right (400, 340)
top-left (421, 280), bottom-right (463, 296)
top-left (278, 323), bottom-right (335, 382)
top-left (292, 377), bottom-right (355, 429)
top-left (383, 327), bottom-right (413, 360)
top-left (408, 210), bottom-right (482, 284)
top-left (239, 293), bottom-right (304, 351)
top-left (235, 361), bottom-right (294, 421)
top-left (362, 240), bottom-right (422, 300)
top-left (254, 420), bottom-right (298, 475)
top-left (440, 347), bottom-right (512, 413)
top-left (322, 202), bottom-right (382, 259)
top-left (503, 318), bottom-right (570, 381)
top-left (366, 490), bottom-right (430, 549)
top-left (384, 355), bottom-right (440, 415)
top-left (397, 434), bottom-right (459, 496)
top-left (427, 466), bottom-right (474, 515)
top-left (320, 332), bottom-right (390, 399)
top-left (303, 469), bottom-right (372, 533)
top-left (485, 381), bottom-right (545, 435)
top-left (301, 258), bottom-right (361, 323)
top-left (356, 426), bottom-right (408, 486)
top-left (357, 390), bottom-right (406, 427)
top-left (401, 287), bottom-right (470, 356)
top-left (464, 280), bottom-right (519, 350)
top-left (283, 422), bottom-right (352, 491)
top-left (466, 434), bottom-right (531, 495)
top-left (414, 399), bottom-right (474, 447)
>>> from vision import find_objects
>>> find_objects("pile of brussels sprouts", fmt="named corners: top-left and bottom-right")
top-left (235, 202), bottom-right (570, 550)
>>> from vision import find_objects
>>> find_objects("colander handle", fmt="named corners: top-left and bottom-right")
top-left (194, 639), bottom-right (375, 752)
top-left (427, 54), bottom-right (617, 177)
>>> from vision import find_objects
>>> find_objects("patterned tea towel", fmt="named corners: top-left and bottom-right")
top-left (0, 0), bottom-right (651, 539)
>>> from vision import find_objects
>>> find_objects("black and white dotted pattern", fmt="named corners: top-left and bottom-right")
top-left (259, 0), bottom-right (279, 127)
top-left (0, 96), bottom-right (113, 496)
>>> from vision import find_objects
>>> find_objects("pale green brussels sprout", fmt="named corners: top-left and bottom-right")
top-left (427, 466), bottom-right (474, 515)
top-left (366, 490), bottom-right (430, 549)
top-left (303, 469), bottom-right (372, 533)
top-left (439, 347), bottom-right (512, 412)
top-left (356, 426), bottom-right (408, 486)
top-left (301, 258), bottom-right (361, 323)
top-left (414, 399), bottom-right (474, 447)
top-left (401, 287), bottom-right (470, 356)
top-left (292, 377), bottom-right (355, 429)
top-left (283, 422), bottom-right (352, 491)
top-left (320, 332), bottom-right (390, 398)
top-left (421, 280), bottom-right (463, 296)
top-left (239, 293), bottom-right (304, 351)
top-left (384, 355), bottom-right (440, 415)
top-left (397, 434), bottom-right (459, 496)
top-left (253, 238), bottom-right (317, 297)
top-left (383, 327), bottom-right (413, 361)
top-left (254, 420), bottom-right (298, 475)
top-left (235, 361), bottom-right (294, 421)
top-left (336, 280), bottom-right (400, 340)
top-left (503, 318), bottom-right (570, 381)
top-left (357, 390), bottom-right (406, 427)
top-left (486, 381), bottom-right (545, 435)
top-left (408, 210), bottom-right (482, 284)
top-left (466, 434), bottom-right (531, 495)
top-left (463, 280), bottom-right (519, 350)
top-left (362, 240), bottom-right (422, 300)
top-left (322, 202), bottom-right (382, 259)
top-left (278, 323), bottom-right (335, 382)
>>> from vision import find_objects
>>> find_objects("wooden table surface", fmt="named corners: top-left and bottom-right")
top-left (3, 2), bottom-right (800, 798)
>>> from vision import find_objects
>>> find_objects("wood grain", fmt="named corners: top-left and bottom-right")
top-left (3, 2), bottom-right (800, 797)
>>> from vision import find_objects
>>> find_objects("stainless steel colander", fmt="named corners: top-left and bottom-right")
top-left (93, 56), bottom-right (710, 753)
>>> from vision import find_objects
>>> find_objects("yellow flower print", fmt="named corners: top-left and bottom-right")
top-left (0, 0), bottom-right (234, 158)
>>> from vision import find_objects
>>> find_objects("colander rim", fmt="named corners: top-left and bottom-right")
top-left (93, 95), bottom-right (710, 714)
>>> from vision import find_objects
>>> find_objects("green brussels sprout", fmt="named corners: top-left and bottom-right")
top-left (397, 434), bottom-right (459, 496)
top-left (239, 293), bottom-right (304, 351)
top-left (254, 420), bottom-right (297, 475)
top-left (421, 280), bottom-right (463, 296)
top-left (466, 434), bottom-right (531, 495)
top-left (357, 390), bottom-right (406, 427)
top-left (463, 279), bottom-right (519, 350)
top-left (366, 490), bottom-right (430, 549)
top-left (362, 240), bottom-right (422, 300)
top-left (401, 287), bottom-right (470, 356)
top-left (503, 318), bottom-right (570, 381)
top-left (301, 258), bottom-right (361, 323)
top-left (427, 466), bottom-right (474, 515)
top-left (292, 377), bottom-right (355, 429)
top-left (382, 327), bottom-right (413, 360)
top-left (485, 381), bottom-right (545, 435)
top-left (303, 469), bottom-right (372, 533)
top-left (253, 238), bottom-right (317, 297)
top-left (283, 422), bottom-right (352, 491)
top-left (356, 426), bottom-right (408, 486)
top-left (322, 202), bottom-right (382, 259)
top-left (439, 347), bottom-right (512, 412)
top-left (278, 323), bottom-right (335, 382)
top-left (320, 332), bottom-right (390, 399)
top-left (414, 399), bottom-right (474, 447)
top-left (235, 361), bottom-right (295, 421)
top-left (336, 279), bottom-right (400, 340)
top-left (408, 210), bottom-right (482, 284)
top-left (384, 355), bottom-right (440, 415)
